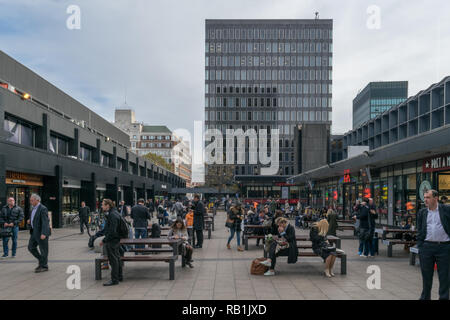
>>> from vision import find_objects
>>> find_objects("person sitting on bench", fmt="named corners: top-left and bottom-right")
top-left (168, 218), bottom-right (193, 268)
top-left (260, 217), bottom-right (298, 276)
top-left (310, 219), bottom-right (337, 278)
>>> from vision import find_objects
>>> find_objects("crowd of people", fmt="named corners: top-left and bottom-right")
top-left (1, 190), bottom-right (449, 299)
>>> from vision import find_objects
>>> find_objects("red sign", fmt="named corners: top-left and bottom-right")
top-left (343, 169), bottom-right (351, 183)
top-left (423, 153), bottom-right (450, 173)
top-left (364, 188), bottom-right (371, 199)
top-left (332, 190), bottom-right (338, 201)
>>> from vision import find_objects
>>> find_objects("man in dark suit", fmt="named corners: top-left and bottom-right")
top-left (417, 189), bottom-right (450, 300)
top-left (102, 198), bottom-right (123, 286)
top-left (78, 201), bottom-right (90, 234)
top-left (193, 194), bottom-right (204, 249)
top-left (27, 194), bottom-right (51, 273)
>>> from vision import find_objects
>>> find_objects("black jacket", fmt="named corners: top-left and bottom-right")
top-left (193, 200), bottom-right (205, 231)
top-left (368, 204), bottom-right (378, 231)
top-left (131, 204), bottom-right (150, 228)
top-left (357, 205), bottom-right (370, 229)
top-left (29, 203), bottom-right (51, 241)
top-left (103, 208), bottom-right (121, 244)
top-left (279, 224), bottom-right (298, 264)
top-left (417, 204), bottom-right (450, 247)
top-left (0, 205), bottom-right (24, 227)
top-left (310, 226), bottom-right (329, 255)
top-left (228, 206), bottom-right (244, 231)
top-left (78, 206), bottom-right (90, 220)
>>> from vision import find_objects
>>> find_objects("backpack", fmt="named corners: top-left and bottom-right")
top-left (118, 215), bottom-right (130, 239)
top-left (250, 258), bottom-right (269, 275)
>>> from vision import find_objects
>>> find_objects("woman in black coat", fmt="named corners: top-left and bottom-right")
top-left (226, 204), bottom-right (244, 251)
top-left (310, 219), bottom-right (337, 277)
top-left (260, 217), bottom-right (298, 276)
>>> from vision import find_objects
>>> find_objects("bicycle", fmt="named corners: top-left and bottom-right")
top-left (86, 212), bottom-right (104, 237)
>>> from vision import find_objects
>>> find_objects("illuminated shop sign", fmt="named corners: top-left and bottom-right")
top-left (423, 153), bottom-right (450, 173)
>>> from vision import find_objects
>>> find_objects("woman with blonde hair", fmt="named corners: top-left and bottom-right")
top-left (310, 219), bottom-right (337, 277)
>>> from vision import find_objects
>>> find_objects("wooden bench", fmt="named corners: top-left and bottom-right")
top-left (409, 246), bottom-right (419, 266)
top-left (242, 225), bottom-right (272, 250)
top-left (95, 238), bottom-right (182, 281)
top-left (127, 247), bottom-right (187, 267)
top-left (382, 239), bottom-right (417, 257)
top-left (95, 255), bottom-right (178, 280)
top-left (262, 236), bottom-right (346, 275)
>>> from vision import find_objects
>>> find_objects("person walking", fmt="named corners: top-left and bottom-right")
top-left (356, 199), bottom-right (371, 257)
top-left (101, 199), bottom-right (123, 286)
top-left (226, 202), bottom-right (244, 251)
top-left (417, 189), bottom-right (450, 300)
top-left (27, 194), bottom-right (51, 272)
top-left (1, 197), bottom-right (24, 258)
top-left (78, 201), bottom-right (90, 235)
top-left (184, 208), bottom-right (194, 246)
top-left (130, 198), bottom-right (150, 254)
top-left (193, 194), bottom-right (205, 248)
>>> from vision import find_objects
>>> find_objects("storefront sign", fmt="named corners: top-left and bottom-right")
top-left (419, 180), bottom-right (432, 201)
top-left (6, 171), bottom-right (43, 187)
top-left (343, 169), bottom-right (351, 183)
top-left (423, 153), bottom-right (450, 173)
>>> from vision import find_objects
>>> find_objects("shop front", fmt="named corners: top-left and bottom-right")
top-left (5, 171), bottom-right (43, 229)
top-left (62, 179), bottom-right (81, 226)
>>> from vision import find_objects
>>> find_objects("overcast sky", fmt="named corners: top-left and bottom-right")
top-left (1, 0), bottom-right (449, 138)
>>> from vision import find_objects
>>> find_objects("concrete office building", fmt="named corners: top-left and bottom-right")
top-left (205, 19), bottom-right (333, 199)
top-left (288, 76), bottom-right (450, 226)
top-left (114, 109), bottom-right (192, 186)
top-left (353, 81), bottom-right (408, 129)
top-left (0, 51), bottom-right (185, 228)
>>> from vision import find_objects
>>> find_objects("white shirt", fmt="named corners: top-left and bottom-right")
top-left (425, 207), bottom-right (450, 242)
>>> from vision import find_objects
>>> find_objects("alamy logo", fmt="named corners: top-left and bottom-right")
top-left (366, 265), bottom-right (381, 290)
top-left (66, 265), bottom-right (81, 290)
top-left (66, 5), bottom-right (81, 30)
top-left (205, 128), bottom-right (280, 175)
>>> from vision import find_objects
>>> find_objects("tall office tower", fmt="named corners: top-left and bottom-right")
top-left (353, 81), bottom-right (408, 129)
top-left (205, 19), bottom-right (333, 185)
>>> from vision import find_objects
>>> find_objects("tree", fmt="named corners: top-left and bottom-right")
top-left (143, 152), bottom-right (173, 173)
top-left (204, 164), bottom-right (239, 194)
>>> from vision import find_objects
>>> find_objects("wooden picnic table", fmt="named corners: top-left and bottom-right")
top-left (375, 228), bottom-right (417, 257)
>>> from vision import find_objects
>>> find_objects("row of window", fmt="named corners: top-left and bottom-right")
top-left (206, 69), bottom-right (332, 82)
top-left (132, 135), bottom-right (171, 141)
top-left (206, 96), bottom-right (332, 108)
top-left (139, 142), bottom-right (171, 148)
top-left (370, 98), bottom-right (406, 106)
top-left (206, 110), bottom-right (331, 122)
top-left (206, 55), bottom-right (332, 68)
top-left (3, 116), bottom-right (179, 183)
top-left (206, 41), bottom-right (332, 54)
top-left (206, 27), bottom-right (332, 41)
top-left (209, 83), bottom-right (332, 95)
top-left (233, 165), bottom-right (294, 176)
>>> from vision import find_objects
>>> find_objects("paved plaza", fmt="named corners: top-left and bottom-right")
top-left (0, 211), bottom-right (440, 300)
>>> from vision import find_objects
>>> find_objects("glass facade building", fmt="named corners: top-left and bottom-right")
top-left (205, 19), bottom-right (333, 177)
top-left (352, 81), bottom-right (408, 129)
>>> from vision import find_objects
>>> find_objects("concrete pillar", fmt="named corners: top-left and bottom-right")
top-left (0, 155), bottom-right (6, 207)
top-left (388, 176), bottom-right (394, 225)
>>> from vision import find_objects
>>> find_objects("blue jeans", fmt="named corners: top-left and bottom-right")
top-left (2, 226), bottom-right (19, 256)
top-left (227, 228), bottom-right (241, 247)
top-left (134, 228), bottom-right (148, 250)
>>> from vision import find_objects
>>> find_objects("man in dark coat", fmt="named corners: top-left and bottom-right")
top-left (1, 197), bottom-right (24, 258)
top-left (78, 201), bottom-right (90, 234)
top-left (27, 194), bottom-right (51, 272)
top-left (193, 194), bottom-right (204, 248)
top-left (131, 198), bottom-right (150, 252)
top-left (102, 199), bottom-right (123, 286)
